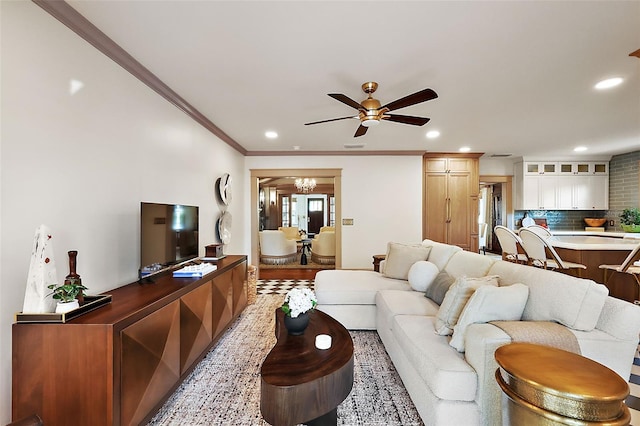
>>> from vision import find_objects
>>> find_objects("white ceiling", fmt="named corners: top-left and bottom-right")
top-left (66, 0), bottom-right (640, 158)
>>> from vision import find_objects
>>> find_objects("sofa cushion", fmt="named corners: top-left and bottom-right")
top-left (424, 270), bottom-right (456, 305)
top-left (421, 239), bottom-right (462, 270)
top-left (376, 290), bottom-right (440, 331)
top-left (315, 270), bottom-right (410, 305)
top-left (443, 250), bottom-right (496, 279)
top-left (435, 275), bottom-right (499, 335)
top-left (408, 261), bottom-right (439, 292)
top-left (488, 260), bottom-right (608, 331)
top-left (382, 242), bottom-right (432, 280)
top-left (392, 314), bottom-right (478, 401)
top-left (449, 284), bottom-right (529, 352)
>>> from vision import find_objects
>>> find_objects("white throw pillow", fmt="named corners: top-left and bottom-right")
top-left (434, 275), bottom-right (499, 335)
top-left (407, 261), bottom-right (440, 292)
top-left (382, 242), bottom-right (432, 280)
top-left (449, 283), bottom-right (529, 352)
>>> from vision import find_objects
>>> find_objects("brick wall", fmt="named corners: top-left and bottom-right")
top-left (515, 150), bottom-right (639, 231)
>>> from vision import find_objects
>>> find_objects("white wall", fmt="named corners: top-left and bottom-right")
top-left (245, 156), bottom-right (424, 269)
top-left (479, 157), bottom-right (517, 175)
top-left (0, 3), bottom-right (246, 422)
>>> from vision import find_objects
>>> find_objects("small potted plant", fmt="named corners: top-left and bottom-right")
top-left (47, 282), bottom-right (88, 313)
top-left (620, 208), bottom-right (640, 233)
top-left (281, 288), bottom-right (317, 335)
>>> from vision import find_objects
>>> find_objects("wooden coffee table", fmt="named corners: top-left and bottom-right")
top-left (260, 308), bottom-right (354, 426)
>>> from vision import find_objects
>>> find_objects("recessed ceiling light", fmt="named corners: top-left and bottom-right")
top-left (426, 130), bottom-right (440, 139)
top-left (594, 77), bottom-right (623, 90)
top-left (265, 131), bottom-right (278, 139)
top-left (574, 146), bottom-right (588, 152)
top-left (459, 146), bottom-right (471, 152)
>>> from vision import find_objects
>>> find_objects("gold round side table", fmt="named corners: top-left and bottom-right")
top-left (495, 342), bottom-right (630, 425)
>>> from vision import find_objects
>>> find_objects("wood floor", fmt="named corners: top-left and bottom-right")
top-left (257, 267), bottom-right (321, 280)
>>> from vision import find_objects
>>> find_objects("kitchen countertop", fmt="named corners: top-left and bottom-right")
top-left (551, 230), bottom-right (637, 238)
top-left (548, 235), bottom-right (639, 251)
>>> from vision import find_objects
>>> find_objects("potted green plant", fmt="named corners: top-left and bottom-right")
top-left (47, 282), bottom-right (88, 313)
top-left (620, 208), bottom-right (640, 233)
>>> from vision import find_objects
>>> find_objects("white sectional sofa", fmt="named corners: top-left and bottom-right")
top-left (315, 239), bottom-right (640, 426)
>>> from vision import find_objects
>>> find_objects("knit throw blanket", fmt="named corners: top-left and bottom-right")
top-left (489, 321), bottom-right (581, 354)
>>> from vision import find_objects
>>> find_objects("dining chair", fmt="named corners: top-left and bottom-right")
top-left (599, 243), bottom-right (640, 287)
top-left (494, 225), bottom-right (528, 264)
top-left (519, 228), bottom-right (586, 275)
top-left (526, 224), bottom-right (552, 239)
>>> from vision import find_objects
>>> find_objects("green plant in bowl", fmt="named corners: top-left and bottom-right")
top-left (620, 208), bottom-right (640, 232)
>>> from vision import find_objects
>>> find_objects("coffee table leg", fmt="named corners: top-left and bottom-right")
top-left (305, 408), bottom-right (337, 426)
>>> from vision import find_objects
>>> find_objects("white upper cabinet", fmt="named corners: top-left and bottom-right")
top-left (515, 160), bottom-right (609, 210)
top-left (558, 162), bottom-right (608, 175)
top-left (524, 162), bottom-right (558, 175)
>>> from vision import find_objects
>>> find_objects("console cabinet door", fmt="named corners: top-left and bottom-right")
top-left (180, 282), bottom-right (213, 373)
top-left (121, 300), bottom-right (181, 426)
top-left (211, 269), bottom-right (234, 339)
top-left (232, 261), bottom-right (248, 316)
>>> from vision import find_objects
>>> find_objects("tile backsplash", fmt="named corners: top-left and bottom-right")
top-left (515, 210), bottom-right (609, 231)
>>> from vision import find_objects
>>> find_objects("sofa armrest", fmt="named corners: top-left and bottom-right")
top-left (596, 296), bottom-right (640, 341)
top-left (464, 323), bottom-right (512, 426)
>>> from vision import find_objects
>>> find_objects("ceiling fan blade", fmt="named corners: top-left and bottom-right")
top-left (354, 125), bottom-right (368, 137)
top-left (383, 114), bottom-right (431, 126)
top-left (305, 116), bottom-right (357, 126)
top-left (381, 88), bottom-right (438, 112)
top-left (328, 93), bottom-right (365, 110)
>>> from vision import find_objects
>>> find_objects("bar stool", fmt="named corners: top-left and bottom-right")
top-left (494, 226), bottom-right (528, 264)
top-left (599, 243), bottom-right (640, 288)
top-left (519, 228), bottom-right (586, 276)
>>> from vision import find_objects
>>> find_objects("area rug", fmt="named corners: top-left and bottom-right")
top-left (148, 294), bottom-right (423, 426)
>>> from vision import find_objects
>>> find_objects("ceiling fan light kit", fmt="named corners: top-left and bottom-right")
top-left (305, 81), bottom-right (438, 137)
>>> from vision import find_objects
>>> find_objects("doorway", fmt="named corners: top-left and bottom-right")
top-left (251, 168), bottom-right (342, 278)
top-left (308, 199), bottom-right (324, 234)
top-left (479, 175), bottom-right (513, 255)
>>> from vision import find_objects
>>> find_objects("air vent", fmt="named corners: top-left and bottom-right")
top-left (344, 143), bottom-right (365, 149)
top-left (490, 154), bottom-right (513, 158)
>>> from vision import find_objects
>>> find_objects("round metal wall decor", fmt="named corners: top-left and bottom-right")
top-left (218, 173), bottom-right (232, 206)
top-left (218, 211), bottom-right (232, 244)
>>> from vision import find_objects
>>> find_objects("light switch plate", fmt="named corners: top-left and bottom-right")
top-left (342, 218), bottom-right (354, 226)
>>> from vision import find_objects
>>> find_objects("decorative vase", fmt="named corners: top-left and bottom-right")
top-left (55, 299), bottom-right (79, 314)
top-left (65, 250), bottom-right (84, 304)
top-left (283, 312), bottom-right (310, 335)
top-left (622, 224), bottom-right (640, 233)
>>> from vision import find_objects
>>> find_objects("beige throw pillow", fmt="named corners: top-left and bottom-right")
top-left (382, 242), bottom-right (432, 280)
top-left (449, 283), bottom-right (529, 352)
top-left (434, 275), bottom-right (499, 335)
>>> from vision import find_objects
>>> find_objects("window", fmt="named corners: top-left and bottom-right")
top-left (329, 196), bottom-right (335, 226)
top-left (291, 198), bottom-right (298, 227)
top-left (309, 199), bottom-right (323, 212)
top-left (281, 197), bottom-right (290, 227)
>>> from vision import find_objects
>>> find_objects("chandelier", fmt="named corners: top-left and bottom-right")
top-left (294, 178), bottom-right (316, 193)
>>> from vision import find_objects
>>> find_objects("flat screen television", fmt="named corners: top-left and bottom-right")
top-left (140, 202), bottom-right (199, 273)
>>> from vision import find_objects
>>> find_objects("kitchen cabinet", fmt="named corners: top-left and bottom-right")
top-left (423, 153), bottom-right (481, 251)
top-left (515, 161), bottom-right (609, 210)
top-left (12, 255), bottom-right (247, 426)
top-left (558, 162), bottom-right (608, 175)
top-left (521, 175), bottom-right (558, 210)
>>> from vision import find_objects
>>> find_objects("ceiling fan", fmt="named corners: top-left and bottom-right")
top-left (305, 82), bottom-right (438, 137)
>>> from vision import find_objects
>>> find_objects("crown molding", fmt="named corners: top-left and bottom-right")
top-left (32, 0), bottom-right (247, 155)
top-left (245, 150), bottom-right (426, 156)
